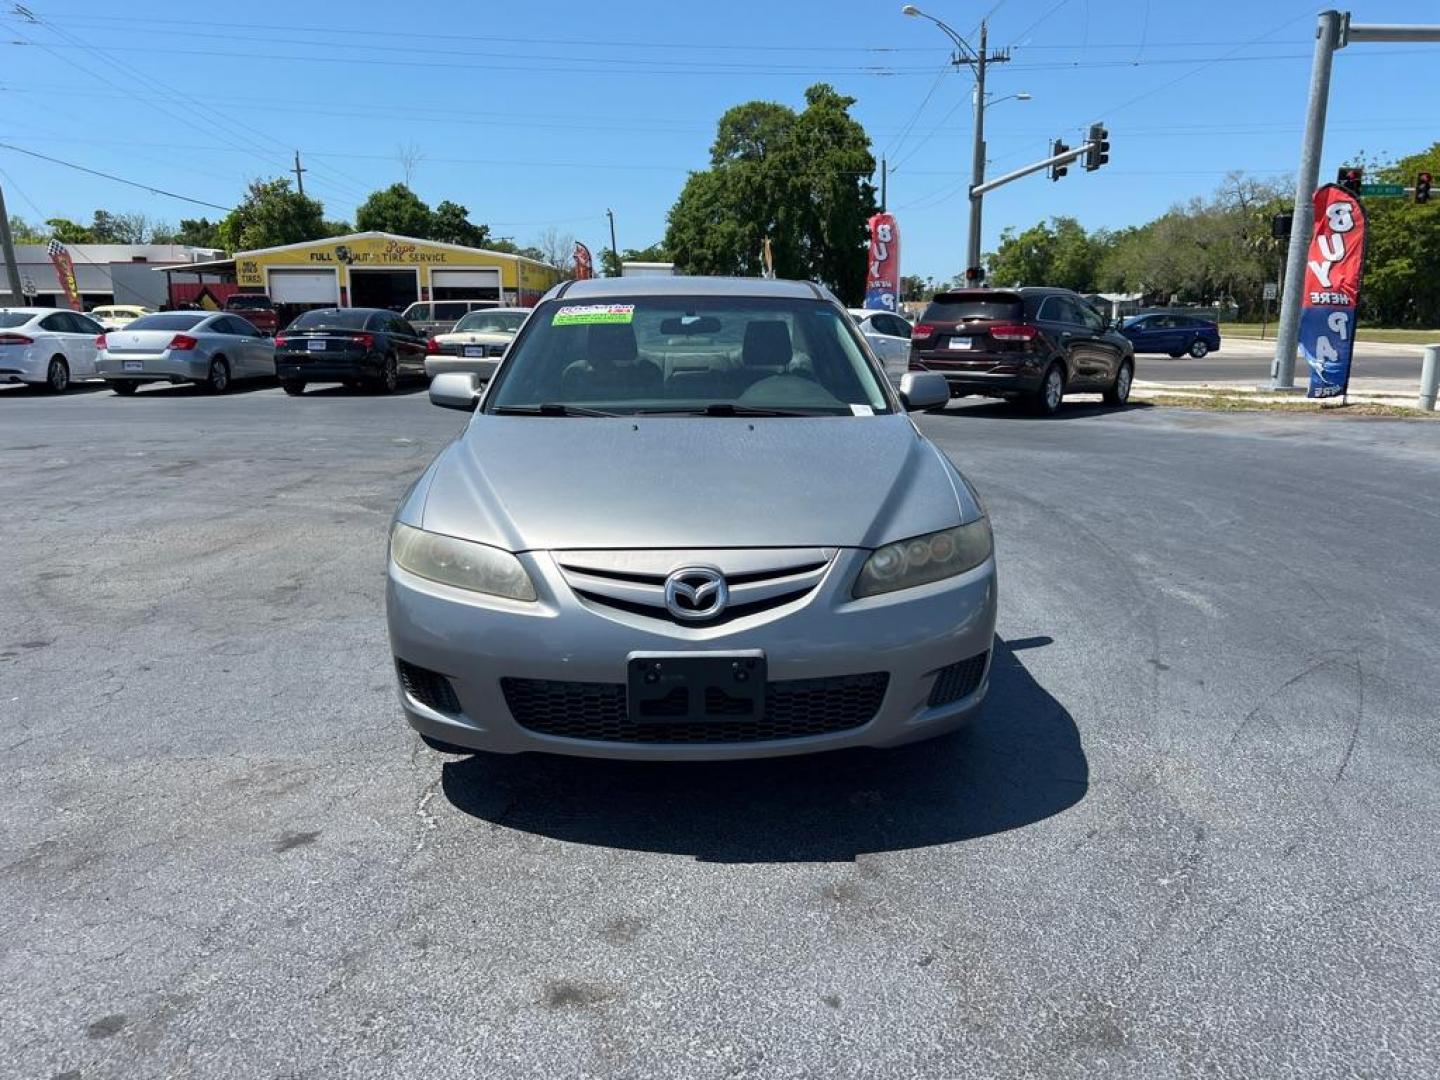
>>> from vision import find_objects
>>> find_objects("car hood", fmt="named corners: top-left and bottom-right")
top-left (414, 415), bottom-right (973, 551)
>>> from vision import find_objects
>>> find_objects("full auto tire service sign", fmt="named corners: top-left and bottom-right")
top-left (1300, 183), bottom-right (1368, 399)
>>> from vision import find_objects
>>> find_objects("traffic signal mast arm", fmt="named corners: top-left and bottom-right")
top-left (972, 139), bottom-right (1099, 197)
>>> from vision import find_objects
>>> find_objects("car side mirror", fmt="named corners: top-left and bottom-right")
top-left (429, 372), bottom-right (482, 412)
top-left (898, 371), bottom-right (949, 411)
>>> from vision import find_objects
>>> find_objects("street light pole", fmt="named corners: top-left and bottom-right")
top-left (901, 6), bottom-right (1010, 284)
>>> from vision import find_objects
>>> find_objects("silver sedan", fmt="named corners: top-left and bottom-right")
top-left (97, 311), bottom-right (275, 395)
top-left (387, 276), bottom-right (997, 761)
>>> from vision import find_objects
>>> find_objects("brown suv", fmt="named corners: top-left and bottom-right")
top-left (909, 287), bottom-right (1135, 415)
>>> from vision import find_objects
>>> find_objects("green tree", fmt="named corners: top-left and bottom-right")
top-left (45, 217), bottom-right (94, 243)
top-left (218, 178), bottom-right (327, 252)
top-left (985, 217), bottom-right (1107, 292)
top-left (152, 217), bottom-right (223, 247)
top-left (1357, 141), bottom-right (1440, 326)
top-left (430, 200), bottom-right (489, 247)
top-left (664, 83), bottom-right (877, 303)
top-left (355, 183), bottom-right (433, 237)
top-left (600, 242), bottom-right (670, 278)
top-left (7, 216), bottom-right (47, 243)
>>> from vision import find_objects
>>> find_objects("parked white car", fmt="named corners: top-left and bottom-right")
top-left (89, 305), bottom-right (153, 331)
top-left (424, 307), bottom-right (528, 380)
top-left (848, 308), bottom-right (913, 374)
top-left (0, 307), bottom-right (106, 392)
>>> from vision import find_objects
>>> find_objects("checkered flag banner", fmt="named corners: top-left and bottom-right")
top-left (46, 238), bottom-right (67, 258)
top-left (45, 238), bottom-right (83, 311)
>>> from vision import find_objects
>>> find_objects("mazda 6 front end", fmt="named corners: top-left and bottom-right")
top-left (386, 276), bottom-right (998, 761)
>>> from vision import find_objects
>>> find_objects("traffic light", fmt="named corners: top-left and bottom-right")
top-left (964, 265), bottom-right (985, 285)
top-left (1084, 123), bottom-right (1109, 171)
top-left (1050, 139), bottom-right (1069, 181)
top-left (1337, 166), bottom-right (1363, 196)
top-left (1417, 171), bottom-right (1433, 204)
top-left (1270, 212), bottom-right (1293, 240)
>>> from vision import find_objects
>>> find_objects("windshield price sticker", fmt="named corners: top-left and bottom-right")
top-left (552, 304), bottom-right (635, 326)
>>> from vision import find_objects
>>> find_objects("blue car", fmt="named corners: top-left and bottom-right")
top-left (1119, 313), bottom-right (1221, 358)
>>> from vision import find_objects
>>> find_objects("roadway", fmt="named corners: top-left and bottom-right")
top-left (2, 382), bottom-right (1438, 1079)
top-left (1137, 335), bottom-right (1432, 385)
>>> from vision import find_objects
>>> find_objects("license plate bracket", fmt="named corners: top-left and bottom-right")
top-left (947, 337), bottom-right (973, 350)
top-left (463, 345), bottom-right (484, 358)
top-left (122, 360), bottom-right (142, 372)
top-left (308, 339), bottom-right (327, 352)
top-left (626, 652), bottom-right (766, 722)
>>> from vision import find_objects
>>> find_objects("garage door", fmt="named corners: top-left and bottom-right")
top-left (268, 269), bottom-right (339, 305)
top-left (430, 268), bottom-right (501, 301)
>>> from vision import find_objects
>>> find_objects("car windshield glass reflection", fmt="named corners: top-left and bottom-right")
top-left (485, 296), bottom-right (892, 416)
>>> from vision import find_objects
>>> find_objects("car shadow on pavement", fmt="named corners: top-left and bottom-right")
top-left (440, 637), bottom-right (1088, 863)
top-left (937, 399), bottom-right (1155, 422)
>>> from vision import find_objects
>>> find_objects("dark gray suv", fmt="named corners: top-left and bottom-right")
top-left (908, 286), bottom-right (1136, 415)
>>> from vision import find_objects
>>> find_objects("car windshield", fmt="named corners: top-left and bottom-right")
top-left (290, 308), bottom-right (371, 330)
top-left (127, 313), bottom-right (207, 331)
top-left (226, 295), bottom-right (270, 309)
top-left (0, 312), bottom-right (35, 328)
top-left (486, 295), bottom-right (892, 416)
top-left (454, 310), bottom-right (524, 334)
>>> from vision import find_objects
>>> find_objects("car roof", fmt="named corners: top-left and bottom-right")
top-left (0, 307), bottom-right (63, 318)
top-left (547, 276), bottom-right (832, 303)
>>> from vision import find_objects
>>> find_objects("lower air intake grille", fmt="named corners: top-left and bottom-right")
top-left (502, 672), bottom-right (889, 744)
top-left (927, 651), bottom-right (989, 707)
top-left (396, 659), bottom-right (461, 715)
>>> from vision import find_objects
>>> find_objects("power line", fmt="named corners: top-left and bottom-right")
top-left (882, 61), bottom-right (953, 161)
top-left (0, 143), bottom-right (234, 210)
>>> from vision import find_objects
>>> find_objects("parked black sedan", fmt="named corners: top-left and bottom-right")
top-left (274, 307), bottom-right (426, 395)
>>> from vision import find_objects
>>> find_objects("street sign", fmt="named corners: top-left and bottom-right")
top-left (1358, 183), bottom-right (1406, 197)
top-left (1263, 282), bottom-right (1278, 301)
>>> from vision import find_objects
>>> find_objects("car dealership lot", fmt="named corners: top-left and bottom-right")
top-left (3, 385), bottom-right (1438, 1079)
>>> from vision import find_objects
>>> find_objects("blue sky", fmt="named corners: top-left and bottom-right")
top-left (0, 0), bottom-right (1435, 281)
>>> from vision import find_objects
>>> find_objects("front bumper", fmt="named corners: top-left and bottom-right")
top-left (387, 546), bottom-right (998, 760)
top-left (96, 353), bottom-right (208, 383)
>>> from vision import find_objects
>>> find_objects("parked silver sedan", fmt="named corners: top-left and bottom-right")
top-left (97, 311), bottom-right (275, 395)
top-left (388, 276), bottom-right (997, 761)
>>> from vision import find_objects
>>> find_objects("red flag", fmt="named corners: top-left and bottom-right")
top-left (46, 239), bottom-right (83, 312)
top-left (573, 242), bottom-right (594, 280)
top-left (864, 214), bottom-right (900, 312)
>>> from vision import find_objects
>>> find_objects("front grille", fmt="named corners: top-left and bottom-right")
top-left (555, 548), bottom-right (834, 627)
top-left (927, 651), bottom-right (989, 707)
top-left (502, 672), bottom-right (888, 744)
top-left (396, 659), bottom-right (461, 715)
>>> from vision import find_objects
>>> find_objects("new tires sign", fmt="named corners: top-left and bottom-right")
top-left (1300, 183), bottom-right (1368, 399)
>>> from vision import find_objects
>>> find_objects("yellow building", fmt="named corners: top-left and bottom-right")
top-left (169, 231), bottom-right (561, 313)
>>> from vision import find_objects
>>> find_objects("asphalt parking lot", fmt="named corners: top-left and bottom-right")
top-left (3, 381), bottom-right (1438, 1079)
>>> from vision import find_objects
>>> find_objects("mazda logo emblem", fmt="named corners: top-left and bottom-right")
top-left (663, 566), bottom-right (729, 622)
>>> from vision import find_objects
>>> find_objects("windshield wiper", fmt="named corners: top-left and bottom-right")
top-left (491, 403), bottom-right (620, 418)
top-left (634, 403), bottom-right (821, 418)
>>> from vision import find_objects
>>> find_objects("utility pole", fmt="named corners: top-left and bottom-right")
top-left (881, 157), bottom-right (887, 212)
top-left (292, 150), bottom-right (307, 197)
top-left (1270, 11), bottom-right (1440, 389)
top-left (606, 208), bottom-right (619, 276)
top-left (0, 183), bottom-right (23, 304)
top-left (901, 7), bottom-right (1009, 285)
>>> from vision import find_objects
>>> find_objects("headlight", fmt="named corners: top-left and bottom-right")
top-left (853, 520), bottom-right (992, 598)
top-left (390, 523), bottom-right (536, 601)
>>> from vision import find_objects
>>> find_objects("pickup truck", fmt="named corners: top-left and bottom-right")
top-left (224, 293), bottom-right (280, 336)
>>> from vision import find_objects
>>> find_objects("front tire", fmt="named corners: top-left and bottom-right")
top-left (111, 381), bottom-right (139, 396)
top-left (280, 378), bottom-right (306, 396)
top-left (203, 357), bottom-right (231, 394)
top-left (1188, 339), bottom-right (1209, 359)
top-left (1031, 362), bottom-right (1065, 417)
top-left (45, 357), bottom-right (70, 393)
top-left (1104, 359), bottom-right (1134, 406)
